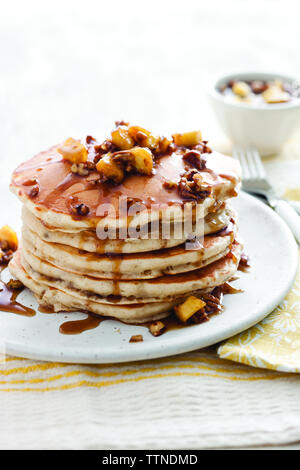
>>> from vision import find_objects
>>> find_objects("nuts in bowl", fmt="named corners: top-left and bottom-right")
top-left (220, 78), bottom-right (300, 105)
top-left (209, 72), bottom-right (300, 156)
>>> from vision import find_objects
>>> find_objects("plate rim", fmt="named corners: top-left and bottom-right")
top-left (0, 191), bottom-right (298, 363)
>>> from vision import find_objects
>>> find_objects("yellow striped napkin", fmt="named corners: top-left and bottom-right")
top-left (1, 348), bottom-right (300, 449)
top-left (219, 251), bottom-right (300, 372)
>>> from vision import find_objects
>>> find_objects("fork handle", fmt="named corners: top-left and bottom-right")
top-left (274, 200), bottom-right (300, 245)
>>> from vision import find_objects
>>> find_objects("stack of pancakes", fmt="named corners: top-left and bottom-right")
top-left (9, 126), bottom-right (242, 324)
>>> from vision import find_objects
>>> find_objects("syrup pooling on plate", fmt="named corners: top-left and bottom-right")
top-left (0, 225), bottom-right (35, 317)
top-left (59, 313), bottom-right (103, 335)
top-left (0, 272), bottom-right (35, 317)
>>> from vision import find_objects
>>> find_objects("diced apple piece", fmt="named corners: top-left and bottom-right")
top-left (57, 138), bottom-right (88, 164)
top-left (172, 131), bottom-right (202, 147)
top-left (174, 296), bottom-right (206, 323)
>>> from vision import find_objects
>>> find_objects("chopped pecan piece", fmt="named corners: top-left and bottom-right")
top-left (28, 185), bottom-right (39, 198)
top-left (201, 292), bottom-right (223, 314)
top-left (191, 309), bottom-right (209, 324)
top-left (163, 180), bottom-right (177, 190)
top-left (6, 279), bottom-right (23, 289)
top-left (86, 172), bottom-right (101, 182)
top-left (71, 203), bottom-right (90, 217)
top-left (86, 135), bottom-right (97, 145)
top-left (129, 334), bottom-right (143, 343)
top-left (94, 140), bottom-right (115, 156)
top-left (238, 253), bottom-right (250, 272)
top-left (0, 249), bottom-right (14, 265)
top-left (71, 163), bottom-right (89, 176)
top-left (179, 170), bottom-right (212, 201)
top-left (115, 120), bottom-right (129, 127)
top-left (149, 321), bottom-right (166, 337)
top-left (155, 136), bottom-right (172, 154)
top-left (183, 150), bottom-right (206, 170)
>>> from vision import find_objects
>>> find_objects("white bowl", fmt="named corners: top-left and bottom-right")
top-left (209, 72), bottom-right (300, 156)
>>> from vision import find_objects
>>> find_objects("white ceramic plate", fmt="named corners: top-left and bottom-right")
top-left (0, 191), bottom-right (298, 363)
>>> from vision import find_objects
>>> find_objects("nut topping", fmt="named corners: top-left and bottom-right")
top-left (183, 150), bottom-right (206, 170)
top-left (163, 180), bottom-right (177, 190)
top-left (70, 202), bottom-right (90, 217)
top-left (71, 163), bottom-right (89, 176)
top-left (129, 334), bottom-right (143, 343)
top-left (61, 123), bottom-right (209, 186)
top-left (6, 279), bottom-right (23, 290)
top-left (179, 169), bottom-right (212, 201)
top-left (149, 321), bottom-right (166, 337)
top-left (28, 185), bottom-right (39, 198)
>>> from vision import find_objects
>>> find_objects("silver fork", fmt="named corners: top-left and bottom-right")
top-left (233, 146), bottom-right (300, 245)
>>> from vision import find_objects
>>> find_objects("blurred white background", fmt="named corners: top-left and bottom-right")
top-left (1, 0), bottom-right (300, 182)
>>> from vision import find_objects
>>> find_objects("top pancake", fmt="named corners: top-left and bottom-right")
top-left (10, 143), bottom-right (241, 231)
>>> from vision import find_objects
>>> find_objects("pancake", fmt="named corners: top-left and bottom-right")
top-left (10, 145), bottom-right (240, 231)
top-left (22, 203), bottom-right (233, 254)
top-left (10, 241), bottom-right (242, 323)
top-left (9, 124), bottom-right (243, 324)
top-left (21, 216), bottom-right (236, 279)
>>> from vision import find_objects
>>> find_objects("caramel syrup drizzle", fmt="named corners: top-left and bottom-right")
top-left (0, 266), bottom-right (35, 317)
top-left (59, 314), bottom-right (102, 335)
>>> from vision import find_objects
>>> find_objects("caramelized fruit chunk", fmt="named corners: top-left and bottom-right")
top-left (128, 126), bottom-right (159, 150)
top-left (111, 126), bottom-right (135, 150)
top-left (57, 138), bottom-right (88, 164)
top-left (174, 296), bottom-right (206, 322)
top-left (96, 153), bottom-right (124, 184)
top-left (172, 130), bottom-right (202, 147)
top-left (0, 225), bottom-right (18, 251)
top-left (124, 147), bottom-right (153, 175)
